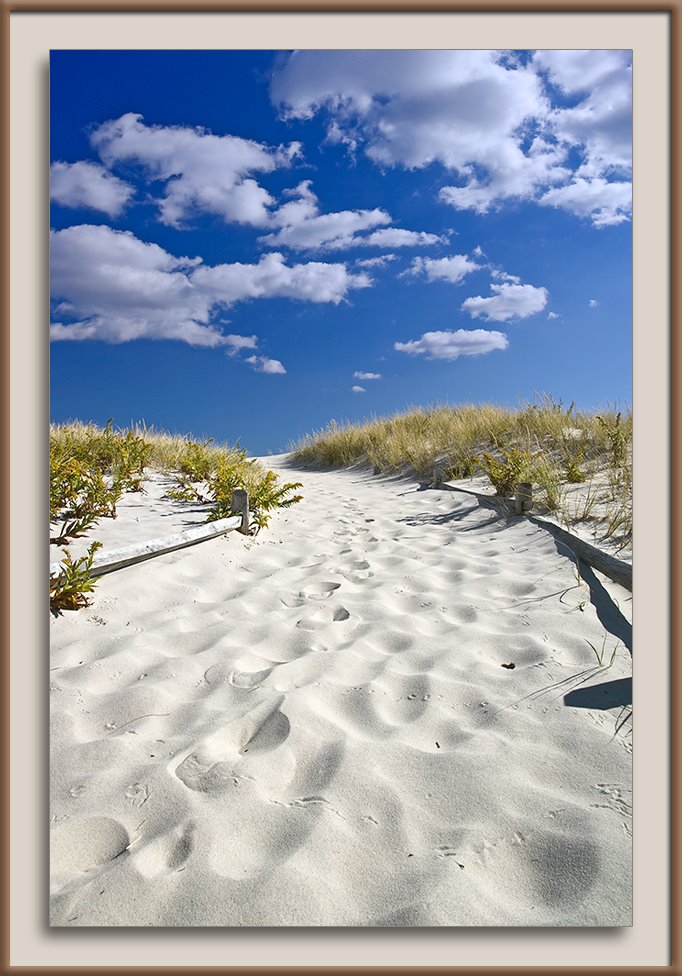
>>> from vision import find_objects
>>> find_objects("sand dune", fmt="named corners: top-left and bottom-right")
top-left (49, 457), bottom-right (632, 927)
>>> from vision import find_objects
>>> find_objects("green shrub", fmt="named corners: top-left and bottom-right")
top-left (178, 439), bottom-right (216, 483)
top-left (480, 448), bottom-right (531, 497)
top-left (50, 541), bottom-right (103, 614)
top-left (112, 429), bottom-right (152, 492)
top-left (445, 453), bottom-right (477, 480)
top-left (244, 470), bottom-right (304, 532)
top-left (50, 456), bottom-right (122, 546)
top-left (205, 459), bottom-right (303, 531)
top-left (562, 450), bottom-right (587, 484)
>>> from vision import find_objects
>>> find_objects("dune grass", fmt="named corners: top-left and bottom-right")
top-left (50, 420), bottom-right (302, 612)
top-left (291, 396), bottom-right (632, 551)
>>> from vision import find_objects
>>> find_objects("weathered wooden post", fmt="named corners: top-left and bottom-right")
top-left (431, 464), bottom-right (444, 488)
top-left (230, 488), bottom-right (250, 535)
top-left (515, 482), bottom-right (533, 515)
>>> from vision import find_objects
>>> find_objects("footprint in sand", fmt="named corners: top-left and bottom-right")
top-left (174, 696), bottom-right (290, 794)
top-left (228, 667), bottom-right (274, 690)
top-left (135, 821), bottom-right (196, 878)
top-left (279, 582), bottom-right (341, 608)
top-left (331, 559), bottom-right (374, 583)
top-left (51, 817), bottom-right (130, 874)
top-left (303, 581), bottom-right (342, 601)
top-left (204, 660), bottom-right (274, 691)
top-left (279, 592), bottom-right (306, 608)
top-left (295, 605), bottom-right (352, 631)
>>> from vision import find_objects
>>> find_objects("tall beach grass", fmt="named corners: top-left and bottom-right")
top-left (291, 396), bottom-right (632, 551)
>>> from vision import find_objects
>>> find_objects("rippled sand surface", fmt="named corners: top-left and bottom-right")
top-left (50, 457), bottom-right (632, 926)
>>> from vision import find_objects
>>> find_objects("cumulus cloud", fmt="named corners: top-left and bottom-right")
top-left (246, 355), bottom-right (286, 374)
top-left (539, 178), bottom-right (632, 227)
top-left (193, 250), bottom-right (371, 306)
top-left (404, 254), bottom-right (480, 285)
top-left (491, 269), bottom-right (521, 284)
top-left (533, 50), bottom-right (632, 177)
top-left (394, 328), bottom-right (508, 360)
top-left (355, 254), bottom-right (397, 268)
top-left (261, 181), bottom-right (441, 252)
top-left (351, 385), bottom-right (366, 393)
top-left (353, 371), bottom-right (381, 380)
top-left (50, 160), bottom-right (134, 217)
top-left (225, 334), bottom-right (258, 354)
top-left (439, 137), bottom-right (569, 214)
top-left (361, 228), bottom-right (444, 248)
top-left (547, 311), bottom-right (560, 320)
top-left (50, 225), bottom-right (371, 346)
top-left (90, 113), bottom-right (300, 228)
top-left (271, 49), bottom-right (631, 225)
top-left (49, 224), bottom-right (218, 345)
top-left (462, 281), bottom-right (548, 322)
top-left (588, 299), bottom-right (600, 308)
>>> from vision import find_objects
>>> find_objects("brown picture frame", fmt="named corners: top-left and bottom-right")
top-left (1, 2), bottom-right (677, 971)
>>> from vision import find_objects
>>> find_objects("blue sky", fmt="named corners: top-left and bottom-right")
top-left (50, 49), bottom-right (632, 455)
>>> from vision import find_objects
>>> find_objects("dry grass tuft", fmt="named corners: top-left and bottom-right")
top-left (291, 395), bottom-right (632, 552)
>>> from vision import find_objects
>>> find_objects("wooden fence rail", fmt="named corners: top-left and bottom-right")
top-left (435, 481), bottom-right (632, 592)
top-left (50, 490), bottom-right (250, 580)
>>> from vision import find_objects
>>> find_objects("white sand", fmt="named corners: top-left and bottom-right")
top-left (49, 456), bottom-right (632, 927)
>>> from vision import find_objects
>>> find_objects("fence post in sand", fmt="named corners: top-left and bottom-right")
top-left (431, 464), bottom-right (444, 488)
top-left (515, 482), bottom-right (533, 515)
top-left (231, 488), bottom-right (250, 535)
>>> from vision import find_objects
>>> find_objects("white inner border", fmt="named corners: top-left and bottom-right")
top-left (10, 11), bottom-right (670, 968)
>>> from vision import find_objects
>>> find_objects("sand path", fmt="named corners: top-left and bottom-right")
top-left (49, 458), bottom-right (632, 926)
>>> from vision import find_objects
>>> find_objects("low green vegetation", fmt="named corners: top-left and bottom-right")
top-left (50, 542), bottom-right (103, 613)
top-left (50, 421), bottom-right (303, 613)
top-left (166, 441), bottom-right (302, 532)
top-left (291, 395), bottom-right (632, 551)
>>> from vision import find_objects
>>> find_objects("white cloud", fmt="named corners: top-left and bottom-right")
top-left (272, 50), bottom-right (558, 214)
top-left (355, 254), bottom-right (397, 268)
top-left (90, 113), bottom-right (300, 228)
top-left (271, 50), bottom-right (631, 225)
top-left (439, 137), bottom-right (570, 214)
top-left (589, 299), bottom-right (600, 308)
top-left (193, 250), bottom-right (371, 306)
top-left (547, 311), bottom-right (560, 320)
top-left (539, 178), bottom-right (632, 227)
top-left (49, 224), bottom-right (219, 346)
top-left (353, 371), bottom-right (381, 380)
top-left (272, 50), bottom-right (546, 162)
top-left (533, 50), bottom-right (632, 179)
top-left (394, 328), bottom-right (508, 360)
top-left (325, 120), bottom-right (358, 153)
top-left (404, 254), bottom-right (480, 285)
top-left (461, 281), bottom-right (548, 322)
top-left (246, 355), bottom-right (286, 374)
top-left (361, 228), bottom-right (444, 248)
top-left (50, 225), bottom-right (372, 346)
top-left (225, 334), bottom-right (258, 354)
top-left (50, 161), bottom-right (134, 217)
top-left (262, 181), bottom-right (440, 252)
top-left (533, 50), bottom-right (632, 225)
top-left (351, 385), bottom-right (366, 393)
top-left (532, 49), bottom-right (628, 95)
top-left (491, 269), bottom-right (521, 284)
